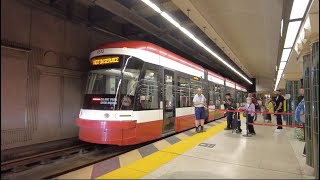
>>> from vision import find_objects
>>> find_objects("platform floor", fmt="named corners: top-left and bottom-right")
top-left (57, 116), bottom-right (315, 179)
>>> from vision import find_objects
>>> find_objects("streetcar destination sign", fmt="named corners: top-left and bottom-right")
top-left (91, 56), bottom-right (120, 65)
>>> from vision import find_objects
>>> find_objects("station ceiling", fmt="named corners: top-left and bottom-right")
top-left (27, 0), bottom-right (293, 91)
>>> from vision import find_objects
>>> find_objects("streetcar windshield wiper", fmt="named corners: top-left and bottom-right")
top-left (114, 56), bottom-right (132, 110)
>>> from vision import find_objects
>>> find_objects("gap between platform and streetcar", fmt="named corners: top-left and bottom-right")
top-left (51, 118), bottom-right (225, 179)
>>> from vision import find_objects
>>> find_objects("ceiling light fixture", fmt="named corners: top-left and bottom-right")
top-left (275, 0), bottom-right (310, 90)
top-left (290, 0), bottom-right (310, 20)
top-left (141, 0), bottom-right (162, 13)
top-left (140, 0), bottom-right (252, 84)
top-left (284, 21), bottom-right (302, 48)
top-left (280, 49), bottom-right (291, 62)
top-left (280, 19), bottom-right (283, 37)
top-left (278, 69), bottom-right (284, 77)
top-left (279, 62), bottom-right (286, 70)
top-left (161, 12), bottom-right (180, 28)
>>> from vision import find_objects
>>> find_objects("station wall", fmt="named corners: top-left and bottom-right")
top-left (1, 0), bottom-right (122, 150)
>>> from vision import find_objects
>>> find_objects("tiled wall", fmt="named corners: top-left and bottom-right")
top-left (1, 0), bottom-right (122, 150)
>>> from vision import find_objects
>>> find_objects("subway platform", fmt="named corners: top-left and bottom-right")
top-left (57, 116), bottom-right (315, 179)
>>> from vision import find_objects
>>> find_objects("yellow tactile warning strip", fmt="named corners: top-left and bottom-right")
top-left (57, 119), bottom-right (227, 179)
top-left (97, 119), bottom-right (227, 179)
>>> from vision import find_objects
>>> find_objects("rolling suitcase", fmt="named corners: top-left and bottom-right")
top-left (232, 112), bottom-right (242, 134)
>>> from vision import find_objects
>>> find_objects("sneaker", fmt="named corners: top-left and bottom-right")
top-left (200, 126), bottom-right (204, 132)
top-left (196, 126), bottom-right (200, 133)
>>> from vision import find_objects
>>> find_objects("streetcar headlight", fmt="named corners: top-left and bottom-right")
top-left (104, 113), bottom-right (110, 118)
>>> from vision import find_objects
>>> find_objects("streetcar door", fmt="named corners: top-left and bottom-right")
top-left (162, 69), bottom-right (176, 135)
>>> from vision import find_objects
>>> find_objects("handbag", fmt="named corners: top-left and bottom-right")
top-left (243, 112), bottom-right (247, 117)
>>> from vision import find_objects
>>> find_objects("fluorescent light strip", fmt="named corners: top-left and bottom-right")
top-left (274, 77), bottom-right (281, 91)
top-left (279, 62), bottom-right (286, 70)
top-left (281, 49), bottom-right (291, 62)
top-left (161, 12), bottom-right (180, 28)
top-left (284, 21), bottom-right (302, 48)
top-left (290, 0), bottom-right (310, 20)
top-left (280, 19), bottom-right (283, 37)
top-left (141, 0), bottom-right (162, 13)
top-left (274, 0), bottom-right (310, 91)
top-left (277, 74), bottom-right (282, 80)
top-left (140, 0), bottom-right (252, 84)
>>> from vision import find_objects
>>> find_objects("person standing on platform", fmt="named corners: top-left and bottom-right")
top-left (265, 98), bottom-right (274, 123)
top-left (298, 88), bottom-right (304, 104)
top-left (297, 88), bottom-right (306, 156)
top-left (193, 88), bottom-right (207, 133)
top-left (274, 90), bottom-right (285, 132)
top-left (238, 97), bottom-right (256, 135)
top-left (253, 93), bottom-right (260, 121)
top-left (248, 93), bottom-right (258, 121)
top-left (224, 93), bottom-right (236, 130)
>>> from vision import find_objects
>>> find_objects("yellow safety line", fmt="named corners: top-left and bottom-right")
top-left (97, 120), bottom-right (227, 179)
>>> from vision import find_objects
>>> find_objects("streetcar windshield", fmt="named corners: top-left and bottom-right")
top-left (83, 55), bottom-right (143, 110)
top-left (86, 69), bottom-right (140, 95)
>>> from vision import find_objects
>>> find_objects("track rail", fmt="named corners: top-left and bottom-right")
top-left (1, 143), bottom-right (93, 173)
top-left (1, 119), bottom-right (224, 179)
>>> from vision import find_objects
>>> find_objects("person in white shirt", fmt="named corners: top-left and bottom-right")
top-left (193, 88), bottom-right (207, 133)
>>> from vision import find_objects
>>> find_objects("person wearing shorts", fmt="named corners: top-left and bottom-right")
top-left (193, 88), bottom-right (207, 133)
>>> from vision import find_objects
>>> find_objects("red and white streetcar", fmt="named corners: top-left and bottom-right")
top-left (76, 41), bottom-right (247, 145)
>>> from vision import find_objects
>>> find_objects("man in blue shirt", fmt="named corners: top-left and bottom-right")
top-left (296, 88), bottom-right (306, 157)
top-left (193, 88), bottom-right (207, 133)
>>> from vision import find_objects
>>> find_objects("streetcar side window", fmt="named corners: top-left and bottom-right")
top-left (215, 84), bottom-right (221, 107)
top-left (177, 76), bottom-right (190, 107)
top-left (190, 79), bottom-right (202, 106)
top-left (219, 84), bottom-right (225, 108)
top-left (135, 63), bottom-right (160, 111)
top-left (208, 82), bottom-right (215, 106)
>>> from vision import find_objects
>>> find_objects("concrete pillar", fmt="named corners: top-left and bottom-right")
top-left (303, 53), bottom-right (313, 168)
top-left (284, 80), bottom-right (299, 125)
top-left (310, 40), bottom-right (319, 179)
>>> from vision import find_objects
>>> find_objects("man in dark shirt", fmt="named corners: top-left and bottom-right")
top-left (274, 90), bottom-right (285, 132)
top-left (298, 88), bottom-right (304, 104)
top-left (224, 93), bottom-right (236, 130)
top-left (248, 93), bottom-right (259, 121)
